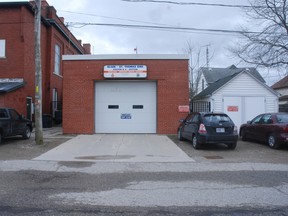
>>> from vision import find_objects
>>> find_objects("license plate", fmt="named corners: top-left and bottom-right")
top-left (216, 128), bottom-right (225, 133)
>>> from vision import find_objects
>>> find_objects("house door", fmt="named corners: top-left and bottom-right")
top-left (52, 88), bottom-right (58, 117)
top-left (26, 97), bottom-right (32, 121)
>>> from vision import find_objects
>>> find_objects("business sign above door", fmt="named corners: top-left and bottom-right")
top-left (104, 65), bottom-right (147, 78)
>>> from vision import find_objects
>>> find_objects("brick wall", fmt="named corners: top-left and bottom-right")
top-left (63, 58), bottom-right (189, 134)
top-left (0, 2), bottom-right (88, 117)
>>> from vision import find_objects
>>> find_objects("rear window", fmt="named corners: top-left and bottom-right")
top-left (203, 114), bottom-right (231, 123)
top-left (0, 109), bottom-right (8, 118)
top-left (276, 114), bottom-right (288, 123)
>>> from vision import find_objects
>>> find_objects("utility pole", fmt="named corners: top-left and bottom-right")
top-left (34, 0), bottom-right (43, 145)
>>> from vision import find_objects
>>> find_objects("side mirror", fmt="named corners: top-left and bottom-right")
top-left (179, 119), bottom-right (185, 123)
top-left (247, 121), bottom-right (251, 124)
top-left (21, 115), bottom-right (25, 119)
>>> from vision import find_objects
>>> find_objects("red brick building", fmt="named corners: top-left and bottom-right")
top-left (0, 1), bottom-right (90, 120)
top-left (62, 54), bottom-right (189, 134)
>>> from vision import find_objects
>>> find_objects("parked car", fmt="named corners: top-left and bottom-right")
top-left (0, 107), bottom-right (33, 144)
top-left (177, 112), bottom-right (238, 150)
top-left (240, 113), bottom-right (288, 149)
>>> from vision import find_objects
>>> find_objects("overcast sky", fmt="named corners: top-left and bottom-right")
top-left (1, 0), bottom-right (284, 85)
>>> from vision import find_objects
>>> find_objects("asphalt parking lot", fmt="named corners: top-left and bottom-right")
top-left (0, 126), bottom-right (287, 163)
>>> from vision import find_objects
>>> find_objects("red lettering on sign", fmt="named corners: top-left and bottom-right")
top-left (178, 105), bottom-right (190, 113)
top-left (227, 106), bottom-right (238, 112)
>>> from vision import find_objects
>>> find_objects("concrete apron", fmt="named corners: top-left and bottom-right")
top-left (34, 134), bottom-right (194, 163)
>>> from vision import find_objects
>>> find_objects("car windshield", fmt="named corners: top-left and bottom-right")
top-left (204, 114), bottom-right (231, 123)
top-left (276, 114), bottom-right (288, 123)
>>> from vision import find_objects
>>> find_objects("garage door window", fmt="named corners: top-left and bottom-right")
top-left (108, 105), bottom-right (119, 109)
top-left (133, 105), bottom-right (144, 109)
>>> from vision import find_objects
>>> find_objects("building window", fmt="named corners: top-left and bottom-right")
top-left (0, 40), bottom-right (6, 58)
top-left (202, 79), bottom-right (205, 91)
top-left (54, 44), bottom-right (61, 75)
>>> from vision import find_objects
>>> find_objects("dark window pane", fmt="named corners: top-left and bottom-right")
top-left (133, 105), bottom-right (144, 109)
top-left (108, 105), bottom-right (119, 109)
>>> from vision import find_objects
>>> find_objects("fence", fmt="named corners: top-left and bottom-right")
top-left (190, 101), bottom-right (211, 112)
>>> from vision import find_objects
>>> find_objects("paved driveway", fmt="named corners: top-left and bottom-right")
top-left (34, 134), bottom-right (194, 162)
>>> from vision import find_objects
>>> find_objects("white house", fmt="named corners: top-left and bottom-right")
top-left (192, 65), bottom-right (279, 129)
top-left (271, 75), bottom-right (288, 112)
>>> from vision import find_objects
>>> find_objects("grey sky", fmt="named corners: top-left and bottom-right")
top-left (1, 0), bottom-right (284, 85)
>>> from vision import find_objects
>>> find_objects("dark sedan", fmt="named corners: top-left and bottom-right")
top-left (178, 112), bottom-right (238, 150)
top-left (240, 113), bottom-right (288, 149)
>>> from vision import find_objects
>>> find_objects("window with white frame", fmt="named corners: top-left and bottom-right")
top-left (54, 44), bottom-right (61, 75)
top-left (0, 40), bottom-right (6, 58)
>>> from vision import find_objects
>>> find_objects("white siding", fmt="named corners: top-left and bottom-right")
top-left (211, 72), bottom-right (278, 127)
top-left (196, 72), bottom-right (208, 94)
top-left (276, 88), bottom-right (288, 96)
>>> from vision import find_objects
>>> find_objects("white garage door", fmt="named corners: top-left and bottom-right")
top-left (95, 81), bottom-right (157, 133)
top-left (224, 96), bottom-right (265, 130)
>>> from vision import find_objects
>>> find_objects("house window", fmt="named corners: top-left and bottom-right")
top-left (202, 79), bottom-right (204, 91)
top-left (54, 44), bottom-right (61, 75)
top-left (0, 40), bottom-right (6, 58)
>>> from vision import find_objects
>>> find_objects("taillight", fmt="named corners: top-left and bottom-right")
top-left (199, 123), bottom-right (207, 134)
top-left (233, 126), bottom-right (238, 134)
top-left (283, 126), bottom-right (288, 133)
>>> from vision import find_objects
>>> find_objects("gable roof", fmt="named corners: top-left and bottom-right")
top-left (193, 70), bottom-right (278, 100)
top-left (271, 75), bottom-right (288, 89)
top-left (201, 65), bottom-right (266, 84)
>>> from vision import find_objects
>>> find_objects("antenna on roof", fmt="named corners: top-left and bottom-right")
top-left (206, 45), bottom-right (209, 67)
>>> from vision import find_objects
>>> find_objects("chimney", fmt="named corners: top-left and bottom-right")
top-left (83, 43), bottom-right (91, 54)
top-left (78, 40), bottom-right (82, 45)
top-left (41, 0), bottom-right (49, 7)
top-left (59, 17), bottom-right (64, 23)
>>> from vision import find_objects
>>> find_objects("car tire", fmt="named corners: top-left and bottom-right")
top-left (227, 142), bottom-right (237, 150)
top-left (22, 126), bottom-right (31, 139)
top-left (268, 134), bottom-right (280, 149)
top-left (192, 135), bottom-right (201, 149)
top-left (241, 129), bottom-right (247, 141)
top-left (177, 128), bottom-right (184, 141)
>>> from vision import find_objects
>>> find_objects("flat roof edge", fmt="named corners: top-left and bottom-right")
top-left (63, 54), bottom-right (189, 61)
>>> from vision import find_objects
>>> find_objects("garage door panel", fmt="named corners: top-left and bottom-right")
top-left (95, 81), bottom-right (156, 133)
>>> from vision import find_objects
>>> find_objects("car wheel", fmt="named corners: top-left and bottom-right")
top-left (192, 135), bottom-right (201, 149)
top-left (268, 134), bottom-right (280, 149)
top-left (241, 129), bottom-right (247, 141)
top-left (227, 142), bottom-right (237, 150)
top-left (177, 128), bottom-right (184, 141)
top-left (22, 126), bottom-right (31, 139)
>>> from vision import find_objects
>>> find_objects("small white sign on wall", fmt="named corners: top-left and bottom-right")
top-left (104, 65), bottom-right (147, 78)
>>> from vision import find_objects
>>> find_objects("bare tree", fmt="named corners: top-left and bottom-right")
top-left (183, 42), bottom-right (213, 98)
top-left (230, 0), bottom-right (288, 68)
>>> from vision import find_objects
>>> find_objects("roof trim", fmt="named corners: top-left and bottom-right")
top-left (46, 19), bottom-right (84, 54)
top-left (63, 54), bottom-right (189, 61)
top-left (193, 70), bottom-right (279, 100)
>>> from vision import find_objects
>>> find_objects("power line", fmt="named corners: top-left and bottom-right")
top-left (66, 22), bottom-right (268, 36)
top-left (58, 10), bottom-right (174, 27)
top-left (121, 0), bottom-right (257, 8)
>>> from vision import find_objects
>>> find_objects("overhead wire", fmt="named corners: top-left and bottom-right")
top-left (121, 0), bottom-right (260, 8)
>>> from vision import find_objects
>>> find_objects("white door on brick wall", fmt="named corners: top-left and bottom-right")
top-left (95, 81), bottom-right (157, 133)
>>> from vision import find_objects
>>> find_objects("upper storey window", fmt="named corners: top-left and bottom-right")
top-left (0, 40), bottom-right (6, 58)
top-left (54, 44), bottom-right (61, 75)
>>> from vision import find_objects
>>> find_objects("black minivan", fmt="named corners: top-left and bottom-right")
top-left (178, 112), bottom-right (238, 150)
